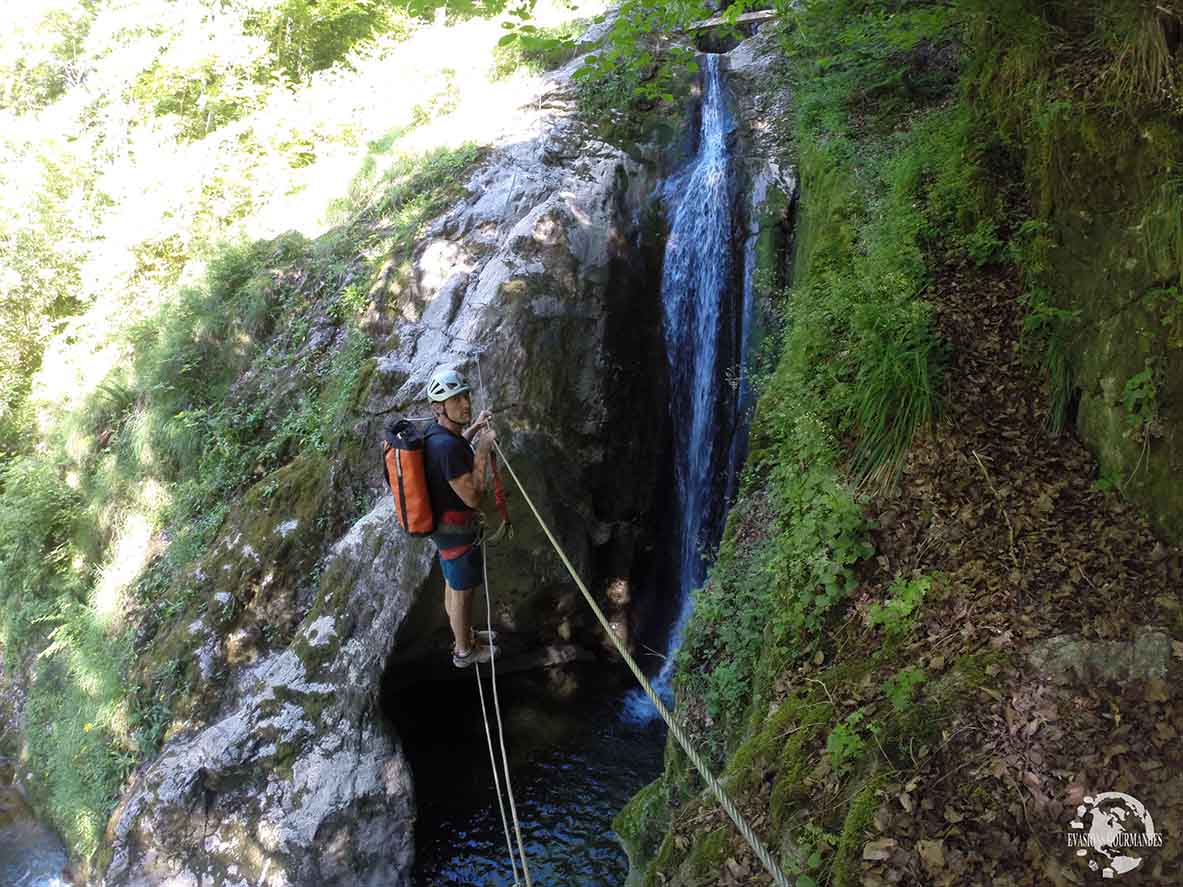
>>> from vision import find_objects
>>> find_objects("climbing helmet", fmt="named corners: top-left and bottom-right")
top-left (426, 367), bottom-right (471, 403)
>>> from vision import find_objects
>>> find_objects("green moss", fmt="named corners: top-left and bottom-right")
top-left (755, 184), bottom-right (791, 293)
top-left (831, 775), bottom-right (886, 887)
top-left (769, 713), bottom-right (828, 829)
top-left (643, 832), bottom-right (678, 887)
top-left (688, 827), bottom-right (731, 881)
top-left (614, 778), bottom-right (670, 873)
top-left (939, 650), bottom-right (1011, 696)
top-left (498, 279), bottom-right (530, 302)
top-left (724, 689), bottom-right (833, 796)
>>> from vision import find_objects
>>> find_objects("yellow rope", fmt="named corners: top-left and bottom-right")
top-left (490, 437), bottom-right (792, 887)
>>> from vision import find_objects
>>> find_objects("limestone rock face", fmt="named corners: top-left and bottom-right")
top-left (103, 50), bottom-right (666, 887)
top-left (105, 500), bottom-right (427, 887)
top-left (723, 25), bottom-right (798, 305)
top-left (366, 84), bottom-right (666, 666)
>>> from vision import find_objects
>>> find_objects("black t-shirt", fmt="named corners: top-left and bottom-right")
top-left (424, 423), bottom-right (475, 519)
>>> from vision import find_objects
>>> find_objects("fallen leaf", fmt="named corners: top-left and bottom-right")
top-left (899, 792), bottom-right (914, 813)
top-left (917, 838), bottom-right (946, 873)
top-left (1102, 743), bottom-right (1129, 767)
top-left (862, 837), bottom-right (897, 861)
top-left (1145, 679), bottom-right (1169, 702)
top-left (1064, 783), bottom-right (1086, 806)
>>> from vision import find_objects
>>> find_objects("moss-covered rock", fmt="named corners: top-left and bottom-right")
top-left (615, 777), bottom-right (670, 882)
top-left (105, 498), bottom-right (432, 887)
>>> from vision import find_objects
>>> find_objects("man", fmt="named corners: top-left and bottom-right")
top-left (424, 367), bottom-right (500, 667)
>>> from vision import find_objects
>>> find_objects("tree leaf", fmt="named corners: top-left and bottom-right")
top-left (863, 837), bottom-right (897, 861)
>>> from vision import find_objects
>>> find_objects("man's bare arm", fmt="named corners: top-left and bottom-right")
top-left (447, 429), bottom-right (495, 508)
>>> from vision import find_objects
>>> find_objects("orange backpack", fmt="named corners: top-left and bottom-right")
top-left (382, 419), bottom-right (435, 536)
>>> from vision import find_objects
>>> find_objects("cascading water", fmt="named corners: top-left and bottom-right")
top-left (411, 54), bottom-right (760, 884)
top-left (625, 53), bottom-right (749, 722)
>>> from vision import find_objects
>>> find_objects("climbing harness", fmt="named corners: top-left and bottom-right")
top-left (487, 435), bottom-right (794, 887)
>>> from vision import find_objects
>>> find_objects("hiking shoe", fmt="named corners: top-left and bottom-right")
top-left (472, 629), bottom-right (497, 644)
top-left (453, 643), bottom-right (499, 668)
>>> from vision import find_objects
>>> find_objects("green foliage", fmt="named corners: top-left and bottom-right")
top-left (1017, 286), bottom-right (1080, 432)
top-left (682, 409), bottom-right (872, 746)
top-left (789, 823), bottom-right (839, 886)
top-left (494, 18), bottom-right (585, 78)
top-left (0, 5), bottom-right (93, 113)
top-left (825, 708), bottom-right (869, 775)
top-left (0, 136), bottom-right (91, 437)
top-left (0, 456), bottom-right (84, 660)
top-left (1138, 174), bottom-right (1183, 284)
top-left (1144, 283), bottom-right (1183, 348)
top-left (246, 0), bottom-right (404, 83)
top-left (964, 219), bottom-right (1004, 266)
top-left (787, 0), bottom-right (960, 132)
top-left (335, 141), bottom-right (482, 234)
top-left (550, 0), bottom-right (740, 140)
top-left (1122, 359), bottom-right (1161, 439)
top-left (867, 574), bottom-right (932, 637)
top-left (882, 665), bottom-right (927, 711)
top-left (24, 606), bottom-right (135, 863)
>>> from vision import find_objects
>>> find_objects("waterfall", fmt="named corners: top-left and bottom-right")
top-left (624, 54), bottom-right (749, 723)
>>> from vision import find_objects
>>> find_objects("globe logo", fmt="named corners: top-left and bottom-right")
top-left (1067, 792), bottom-right (1163, 878)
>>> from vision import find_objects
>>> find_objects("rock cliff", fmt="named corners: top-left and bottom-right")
top-left (102, 54), bottom-right (667, 887)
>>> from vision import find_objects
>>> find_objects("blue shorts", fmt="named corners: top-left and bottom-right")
top-left (433, 523), bottom-right (484, 590)
top-left (438, 542), bottom-right (483, 590)
top-left (432, 510), bottom-right (482, 593)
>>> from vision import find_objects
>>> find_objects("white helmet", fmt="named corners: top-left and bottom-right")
top-left (426, 367), bottom-right (471, 403)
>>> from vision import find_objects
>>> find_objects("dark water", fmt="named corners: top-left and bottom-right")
top-left (0, 759), bottom-right (70, 887)
top-left (402, 666), bottom-right (666, 886)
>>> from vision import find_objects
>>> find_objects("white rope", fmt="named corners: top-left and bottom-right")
top-left (489, 437), bottom-right (793, 887)
top-left (471, 352), bottom-right (533, 886)
top-left (473, 652), bottom-right (520, 885)
top-left (481, 551), bottom-right (532, 887)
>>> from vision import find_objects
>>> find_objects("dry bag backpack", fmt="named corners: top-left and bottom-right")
top-left (382, 419), bottom-right (435, 536)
